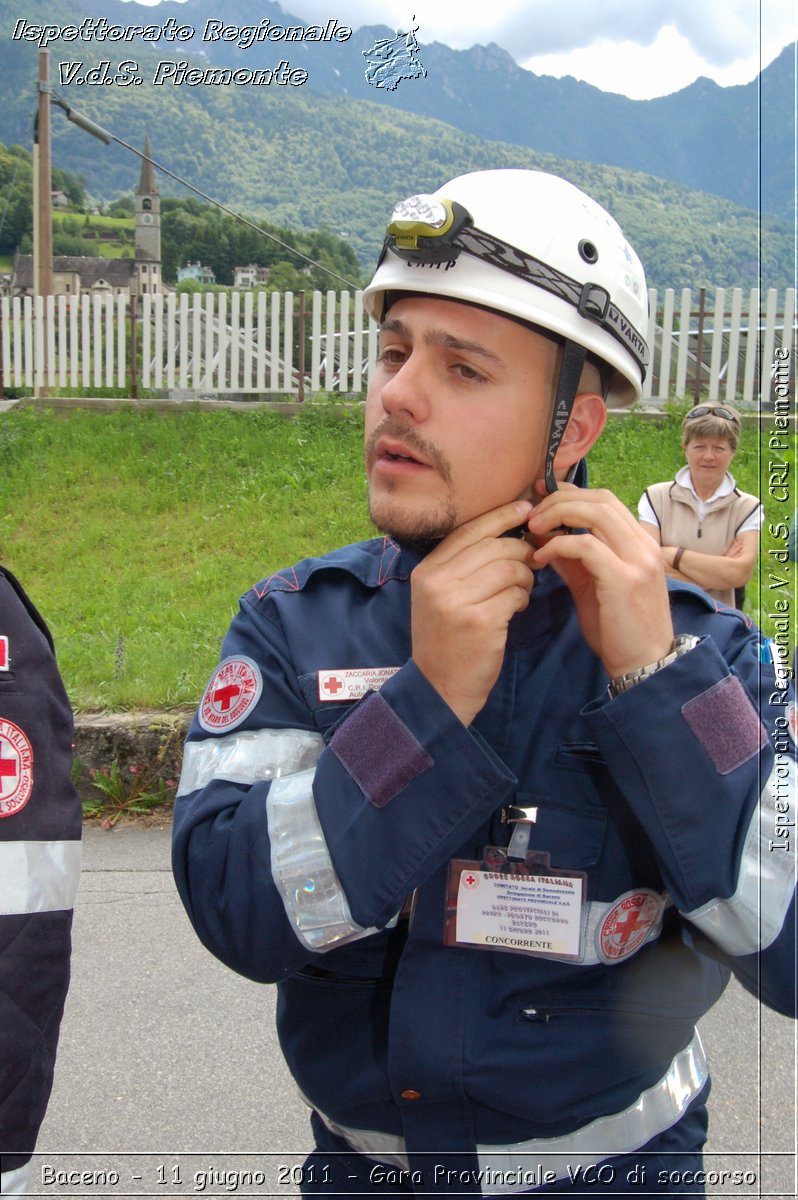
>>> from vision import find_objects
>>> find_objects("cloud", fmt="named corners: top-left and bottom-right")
top-left (520, 28), bottom-right (765, 100)
top-left (200, 0), bottom-right (793, 97)
top-left (134, 0), bottom-right (797, 78)
top-left (281, 0), bottom-right (794, 72)
top-left (486, 0), bottom-right (791, 65)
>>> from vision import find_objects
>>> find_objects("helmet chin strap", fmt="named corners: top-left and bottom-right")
top-left (544, 339), bottom-right (586, 494)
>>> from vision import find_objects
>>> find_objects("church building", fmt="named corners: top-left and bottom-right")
top-left (11, 136), bottom-right (165, 299)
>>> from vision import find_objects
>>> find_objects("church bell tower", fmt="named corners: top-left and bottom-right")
top-left (134, 135), bottom-right (161, 295)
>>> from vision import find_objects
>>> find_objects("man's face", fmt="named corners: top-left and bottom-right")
top-left (364, 296), bottom-right (559, 541)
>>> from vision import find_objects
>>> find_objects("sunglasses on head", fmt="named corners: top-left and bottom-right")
top-left (684, 405), bottom-right (738, 422)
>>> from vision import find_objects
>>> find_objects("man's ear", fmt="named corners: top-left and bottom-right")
top-left (553, 391), bottom-right (607, 474)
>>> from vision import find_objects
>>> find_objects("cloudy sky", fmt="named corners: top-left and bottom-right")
top-left (262, 0), bottom-right (796, 99)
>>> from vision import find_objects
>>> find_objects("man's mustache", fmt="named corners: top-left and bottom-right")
top-left (365, 420), bottom-right (453, 483)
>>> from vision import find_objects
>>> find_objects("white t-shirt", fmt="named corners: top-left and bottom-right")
top-left (638, 467), bottom-right (763, 535)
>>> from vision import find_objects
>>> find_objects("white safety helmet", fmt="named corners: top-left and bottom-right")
top-left (364, 170), bottom-right (650, 490)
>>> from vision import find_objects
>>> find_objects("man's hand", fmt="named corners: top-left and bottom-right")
top-left (527, 484), bottom-right (674, 682)
top-left (411, 501), bottom-right (536, 726)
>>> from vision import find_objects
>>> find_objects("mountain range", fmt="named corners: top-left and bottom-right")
top-left (79, 0), bottom-right (796, 223)
top-left (2, 0), bottom-right (795, 289)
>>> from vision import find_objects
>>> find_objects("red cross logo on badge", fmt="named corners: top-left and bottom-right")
top-left (597, 890), bottom-right (663, 964)
top-left (0, 719), bottom-right (34, 818)
top-left (322, 676), bottom-right (344, 696)
top-left (463, 872), bottom-right (479, 889)
top-left (198, 656), bottom-right (263, 733)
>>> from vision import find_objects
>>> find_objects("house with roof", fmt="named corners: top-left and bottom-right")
top-left (177, 261), bottom-right (216, 286)
top-left (233, 263), bottom-right (270, 289)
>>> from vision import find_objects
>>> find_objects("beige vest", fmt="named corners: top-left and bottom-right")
top-left (644, 480), bottom-right (760, 606)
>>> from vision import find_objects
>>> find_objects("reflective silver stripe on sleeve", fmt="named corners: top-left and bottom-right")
top-left (0, 840), bottom-right (82, 915)
top-left (177, 727), bottom-right (324, 796)
top-left (682, 758), bottom-right (797, 953)
top-left (313, 1032), bottom-right (708, 1190)
top-left (179, 727), bottom-right (393, 952)
top-left (267, 767), bottom-right (382, 952)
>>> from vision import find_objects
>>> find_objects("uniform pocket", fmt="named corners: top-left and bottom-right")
top-left (276, 967), bottom-right (395, 1115)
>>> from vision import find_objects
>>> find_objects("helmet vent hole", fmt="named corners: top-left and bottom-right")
top-left (578, 240), bottom-right (599, 264)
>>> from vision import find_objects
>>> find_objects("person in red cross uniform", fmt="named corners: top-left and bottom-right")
top-left (0, 568), bottom-right (82, 1196)
top-left (173, 169), bottom-right (796, 1197)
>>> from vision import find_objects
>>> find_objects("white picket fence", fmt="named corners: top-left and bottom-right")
top-left (1, 286), bottom-right (794, 405)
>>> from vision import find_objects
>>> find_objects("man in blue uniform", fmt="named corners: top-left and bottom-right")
top-left (0, 568), bottom-right (82, 1196)
top-left (173, 170), bottom-right (796, 1195)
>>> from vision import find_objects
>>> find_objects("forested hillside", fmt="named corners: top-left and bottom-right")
top-left (1, 0), bottom-right (793, 288)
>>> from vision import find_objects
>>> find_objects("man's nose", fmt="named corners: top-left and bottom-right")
top-left (379, 354), bottom-right (431, 423)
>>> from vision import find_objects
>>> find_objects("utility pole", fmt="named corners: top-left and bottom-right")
top-left (35, 50), bottom-right (53, 300)
top-left (32, 51), bottom-right (53, 398)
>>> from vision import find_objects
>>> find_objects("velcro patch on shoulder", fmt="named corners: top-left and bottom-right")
top-left (681, 674), bottom-right (767, 775)
top-left (330, 690), bottom-right (432, 807)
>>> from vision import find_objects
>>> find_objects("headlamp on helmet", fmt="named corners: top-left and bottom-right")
top-left (387, 196), bottom-right (472, 263)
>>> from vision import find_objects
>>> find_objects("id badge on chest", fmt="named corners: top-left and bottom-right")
top-left (443, 808), bottom-right (587, 962)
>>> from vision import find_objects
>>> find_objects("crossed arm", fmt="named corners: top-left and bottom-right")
top-left (639, 521), bottom-right (759, 592)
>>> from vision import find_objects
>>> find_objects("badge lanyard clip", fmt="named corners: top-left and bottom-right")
top-left (503, 803), bottom-right (538, 861)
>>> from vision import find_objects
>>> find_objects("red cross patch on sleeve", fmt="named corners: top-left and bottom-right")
top-left (596, 889), bottom-right (664, 964)
top-left (0, 719), bottom-right (34, 818)
top-left (198, 656), bottom-right (263, 733)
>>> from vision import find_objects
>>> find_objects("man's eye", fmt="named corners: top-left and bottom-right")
top-left (454, 362), bottom-right (486, 383)
top-left (378, 347), bottom-right (405, 365)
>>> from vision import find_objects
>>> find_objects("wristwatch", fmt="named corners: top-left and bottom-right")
top-left (607, 634), bottom-right (700, 698)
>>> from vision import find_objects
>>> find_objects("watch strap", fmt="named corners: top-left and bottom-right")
top-left (607, 634), bottom-right (700, 698)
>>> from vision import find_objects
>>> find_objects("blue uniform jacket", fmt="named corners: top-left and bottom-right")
top-left (0, 568), bottom-right (82, 1180)
top-left (173, 535), bottom-right (796, 1190)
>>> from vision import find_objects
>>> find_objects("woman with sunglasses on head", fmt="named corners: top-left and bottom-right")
top-left (638, 404), bottom-right (762, 610)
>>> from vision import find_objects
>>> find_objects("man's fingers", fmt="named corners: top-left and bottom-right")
top-left (528, 488), bottom-right (659, 566)
top-left (429, 500), bottom-right (533, 564)
top-left (414, 555), bottom-right (535, 617)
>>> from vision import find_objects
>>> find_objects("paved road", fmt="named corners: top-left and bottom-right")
top-left (33, 825), bottom-right (796, 1198)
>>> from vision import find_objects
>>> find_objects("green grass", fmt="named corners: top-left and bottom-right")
top-left (0, 404), bottom-right (791, 711)
top-left (52, 210), bottom-right (135, 259)
top-left (0, 406), bottom-right (371, 709)
top-left (52, 211), bottom-right (133, 235)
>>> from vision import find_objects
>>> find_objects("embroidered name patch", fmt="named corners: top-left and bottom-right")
top-left (198, 656), bottom-right (263, 733)
top-left (318, 667), bottom-right (400, 702)
top-left (0, 719), bottom-right (34, 818)
top-left (596, 889), bottom-right (664, 964)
